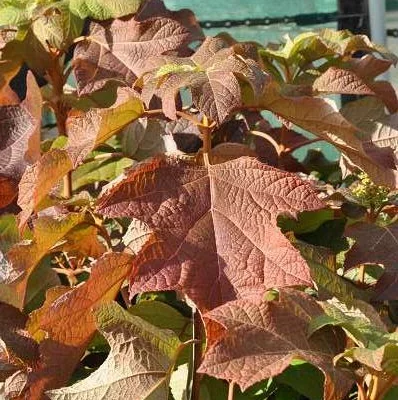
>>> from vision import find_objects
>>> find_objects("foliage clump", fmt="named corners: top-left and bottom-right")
top-left (0, 1), bottom-right (398, 400)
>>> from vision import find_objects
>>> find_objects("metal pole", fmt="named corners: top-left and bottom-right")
top-left (368, 0), bottom-right (387, 45)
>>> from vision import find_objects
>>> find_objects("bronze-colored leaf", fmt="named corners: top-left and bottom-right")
top-left (0, 73), bottom-right (41, 181)
top-left (199, 289), bottom-right (353, 400)
top-left (2, 213), bottom-right (91, 308)
top-left (0, 303), bottom-right (39, 381)
top-left (0, 177), bottom-right (18, 209)
top-left (46, 301), bottom-right (182, 400)
top-left (97, 156), bottom-right (323, 312)
top-left (142, 36), bottom-right (267, 125)
top-left (345, 222), bottom-right (398, 301)
top-left (313, 56), bottom-right (398, 112)
top-left (73, 4), bottom-right (202, 95)
top-left (24, 252), bottom-right (135, 398)
top-left (17, 149), bottom-right (73, 230)
top-left (257, 81), bottom-right (398, 188)
top-left (66, 91), bottom-right (144, 166)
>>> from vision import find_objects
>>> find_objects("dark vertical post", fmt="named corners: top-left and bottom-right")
top-left (338, 0), bottom-right (370, 35)
top-left (337, 0), bottom-right (370, 105)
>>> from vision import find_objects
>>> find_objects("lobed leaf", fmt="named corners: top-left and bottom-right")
top-left (344, 222), bottom-right (398, 301)
top-left (256, 81), bottom-right (398, 188)
top-left (142, 36), bottom-right (267, 125)
top-left (199, 289), bottom-right (353, 399)
top-left (72, 157), bottom-right (133, 191)
top-left (341, 344), bottom-right (398, 375)
top-left (309, 298), bottom-right (390, 348)
top-left (24, 252), bottom-right (135, 398)
top-left (73, 2), bottom-right (203, 95)
top-left (46, 301), bottom-right (182, 400)
top-left (313, 59), bottom-right (398, 113)
top-left (121, 117), bottom-right (202, 157)
top-left (30, 1), bottom-right (84, 51)
top-left (292, 236), bottom-right (368, 303)
top-left (0, 72), bottom-right (41, 184)
top-left (69, 0), bottom-right (144, 20)
top-left (97, 155), bottom-right (323, 312)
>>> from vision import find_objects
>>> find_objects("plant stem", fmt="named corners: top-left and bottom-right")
top-left (200, 115), bottom-right (212, 167)
top-left (144, 108), bottom-right (203, 127)
top-left (285, 138), bottom-right (322, 154)
top-left (283, 60), bottom-right (293, 83)
top-left (249, 130), bottom-right (280, 155)
top-left (191, 307), bottom-right (203, 400)
top-left (48, 54), bottom-right (72, 198)
top-left (357, 381), bottom-right (368, 400)
top-left (228, 382), bottom-right (235, 400)
top-left (359, 264), bottom-right (366, 285)
top-left (369, 375), bottom-right (379, 400)
top-left (82, 152), bottom-right (124, 164)
top-left (279, 124), bottom-right (288, 154)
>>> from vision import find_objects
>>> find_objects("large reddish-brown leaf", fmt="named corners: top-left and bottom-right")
top-left (142, 36), bottom-right (267, 125)
top-left (314, 67), bottom-right (376, 96)
top-left (344, 222), bottom-right (398, 301)
top-left (348, 54), bottom-right (393, 80)
top-left (0, 105), bottom-right (35, 178)
top-left (24, 252), bottom-right (135, 398)
top-left (97, 156), bottom-right (323, 311)
top-left (348, 55), bottom-right (398, 113)
top-left (199, 289), bottom-right (353, 400)
top-left (73, 2), bottom-right (203, 95)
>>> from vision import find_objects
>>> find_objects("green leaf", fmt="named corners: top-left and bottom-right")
top-left (0, 214), bottom-right (21, 253)
top-left (69, 0), bottom-right (144, 20)
top-left (309, 298), bottom-right (392, 348)
top-left (120, 118), bottom-right (180, 161)
top-left (0, 4), bottom-right (30, 26)
top-left (199, 375), bottom-right (274, 400)
top-left (278, 209), bottom-right (335, 235)
top-left (342, 344), bottom-right (398, 375)
top-left (72, 156), bottom-right (133, 190)
top-left (128, 300), bottom-right (192, 342)
top-left (2, 212), bottom-right (92, 308)
top-left (276, 362), bottom-right (324, 400)
top-left (298, 218), bottom-right (349, 253)
top-left (170, 363), bottom-right (188, 400)
top-left (384, 385), bottom-right (398, 400)
top-left (31, 1), bottom-right (84, 51)
top-left (261, 29), bottom-right (397, 70)
top-left (23, 256), bottom-right (61, 313)
top-left (292, 237), bottom-right (369, 303)
top-left (128, 300), bottom-right (193, 366)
